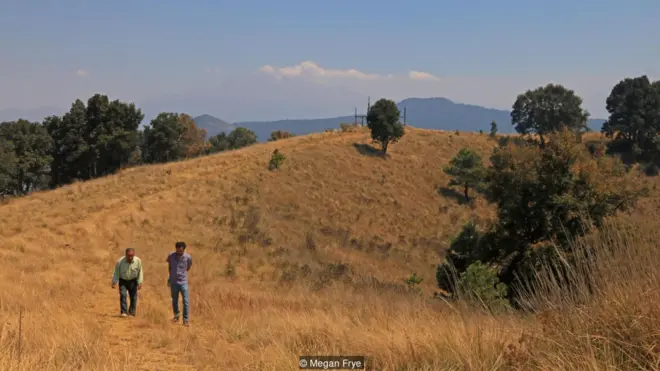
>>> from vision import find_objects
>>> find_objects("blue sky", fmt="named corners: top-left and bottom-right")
top-left (1, 0), bottom-right (659, 120)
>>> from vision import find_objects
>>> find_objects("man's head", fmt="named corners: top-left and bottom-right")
top-left (125, 248), bottom-right (135, 262)
top-left (175, 241), bottom-right (186, 256)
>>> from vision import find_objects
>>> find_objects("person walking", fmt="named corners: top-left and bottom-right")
top-left (111, 248), bottom-right (143, 317)
top-left (167, 241), bottom-right (192, 326)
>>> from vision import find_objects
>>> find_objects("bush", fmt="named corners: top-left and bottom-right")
top-left (642, 162), bottom-right (660, 176)
top-left (339, 123), bottom-right (361, 132)
top-left (404, 272), bottom-right (423, 286)
top-left (269, 130), bottom-right (295, 141)
top-left (404, 272), bottom-right (424, 295)
top-left (457, 262), bottom-right (510, 312)
top-left (268, 149), bottom-right (285, 171)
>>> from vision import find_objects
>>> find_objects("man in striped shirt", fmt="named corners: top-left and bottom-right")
top-left (111, 248), bottom-right (144, 317)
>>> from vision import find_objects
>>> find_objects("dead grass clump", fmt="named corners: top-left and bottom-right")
top-left (510, 219), bottom-right (660, 370)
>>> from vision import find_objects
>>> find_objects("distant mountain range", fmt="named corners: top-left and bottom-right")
top-left (1, 97), bottom-right (606, 143)
top-left (192, 114), bottom-right (234, 135)
top-left (193, 97), bottom-right (606, 142)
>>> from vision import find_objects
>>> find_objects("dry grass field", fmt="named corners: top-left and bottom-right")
top-left (0, 127), bottom-right (658, 370)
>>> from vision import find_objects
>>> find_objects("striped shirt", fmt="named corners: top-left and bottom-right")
top-left (112, 256), bottom-right (144, 284)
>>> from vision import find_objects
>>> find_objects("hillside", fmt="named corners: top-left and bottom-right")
top-left (233, 97), bottom-right (606, 141)
top-left (1, 128), bottom-right (658, 370)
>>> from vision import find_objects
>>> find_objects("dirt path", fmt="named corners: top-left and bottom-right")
top-left (87, 283), bottom-right (198, 370)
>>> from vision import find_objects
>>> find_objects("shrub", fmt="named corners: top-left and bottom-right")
top-left (404, 272), bottom-right (424, 295)
top-left (404, 272), bottom-right (423, 286)
top-left (269, 130), bottom-right (295, 141)
top-left (489, 121), bottom-right (498, 138)
top-left (457, 262), bottom-right (510, 312)
top-left (339, 123), bottom-right (361, 132)
top-left (268, 149), bottom-right (286, 171)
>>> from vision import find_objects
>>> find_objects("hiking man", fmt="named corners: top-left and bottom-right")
top-left (111, 248), bottom-right (143, 317)
top-left (167, 241), bottom-right (192, 326)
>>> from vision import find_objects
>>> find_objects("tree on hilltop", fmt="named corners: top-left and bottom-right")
top-left (141, 112), bottom-right (210, 163)
top-left (81, 94), bottom-right (144, 178)
top-left (366, 98), bottom-right (404, 155)
top-left (489, 120), bottom-right (498, 138)
top-left (601, 75), bottom-right (660, 164)
top-left (511, 83), bottom-right (589, 146)
top-left (45, 94), bottom-right (143, 187)
top-left (44, 99), bottom-right (88, 186)
top-left (208, 127), bottom-right (258, 153)
top-left (0, 120), bottom-right (52, 195)
top-left (444, 148), bottom-right (486, 202)
top-left (227, 127), bottom-right (258, 149)
top-left (179, 113), bottom-right (209, 158)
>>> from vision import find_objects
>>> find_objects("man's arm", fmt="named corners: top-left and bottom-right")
top-left (137, 259), bottom-right (144, 285)
top-left (187, 255), bottom-right (192, 271)
top-left (166, 255), bottom-right (171, 284)
top-left (112, 260), bottom-right (120, 285)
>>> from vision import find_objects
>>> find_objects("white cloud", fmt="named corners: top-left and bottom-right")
top-left (259, 60), bottom-right (392, 80)
top-left (409, 70), bottom-right (440, 81)
top-left (75, 69), bottom-right (89, 77)
top-left (258, 61), bottom-right (446, 86)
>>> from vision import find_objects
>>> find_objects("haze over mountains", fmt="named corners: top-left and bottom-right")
top-left (225, 97), bottom-right (605, 142)
top-left (0, 72), bottom-right (606, 142)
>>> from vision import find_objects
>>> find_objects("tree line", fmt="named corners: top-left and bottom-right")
top-left (0, 94), bottom-right (301, 197)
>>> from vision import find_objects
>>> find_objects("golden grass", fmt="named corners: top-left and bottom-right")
top-left (0, 127), bottom-right (658, 370)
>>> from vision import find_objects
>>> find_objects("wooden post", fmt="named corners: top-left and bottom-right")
top-left (18, 307), bottom-right (23, 366)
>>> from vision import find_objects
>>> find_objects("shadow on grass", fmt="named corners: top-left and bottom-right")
top-left (353, 143), bottom-right (386, 159)
top-left (437, 186), bottom-right (471, 205)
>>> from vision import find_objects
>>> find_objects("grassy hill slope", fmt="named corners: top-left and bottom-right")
top-left (1, 127), bottom-right (658, 370)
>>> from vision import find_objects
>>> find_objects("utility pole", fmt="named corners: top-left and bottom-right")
top-left (403, 107), bottom-right (407, 126)
top-left (365, 96), bottom-right (371, 126)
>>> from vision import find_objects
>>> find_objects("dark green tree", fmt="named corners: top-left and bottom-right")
top-left (44, 99), bottom-right (89, 187)
top-left (141, 113), bottom-right (186, 163)
top-left (0, 138), bottom-right (18, 197)
top-left (0, 120), bottom-right (52, 195)
top-left (511, 84), bottom-right (589, 146)
top-left (443, 147), bottom-right (486, 201)
top-left (489, 120), bottom-right (498, 138)
top-left (82, 94), bottom-right (143, 178)
top-left (227, 127), bottom-right (257, 149)
top-left (208, 132), bottom-right (231, 153)
top-left (601, 75), bottom-right (660, 163)
top-left (366, 98), bottom-right (404, 154)
top-left (208, 127), bottom-right (258, 153)
top-left (46, 94), bottom-right (143, 187)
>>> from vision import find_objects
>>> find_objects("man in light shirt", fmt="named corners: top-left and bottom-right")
top-left (111, 248), bottom-right (144, 317)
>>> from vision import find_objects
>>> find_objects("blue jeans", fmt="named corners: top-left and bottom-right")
top-left (170, 283), bottom-right (189, 322)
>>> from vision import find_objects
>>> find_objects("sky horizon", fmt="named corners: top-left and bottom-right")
top-left (1, 0), bottom-right (659, 121)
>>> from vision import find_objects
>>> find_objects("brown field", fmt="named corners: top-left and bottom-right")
top-left (0, 127), bottom-right (658, 370)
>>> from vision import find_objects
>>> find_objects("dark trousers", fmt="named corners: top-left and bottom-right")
top-left (119, 278), bottom-right (138, 315)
